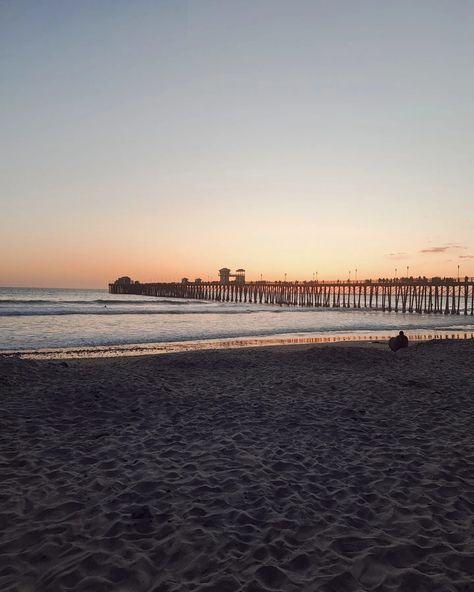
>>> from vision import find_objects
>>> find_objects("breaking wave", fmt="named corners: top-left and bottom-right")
top-left (0, 298), bottom-right (199, 305)
top-left (0, 309), bottom-right (256, 317)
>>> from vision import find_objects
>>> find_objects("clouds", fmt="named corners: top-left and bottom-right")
top-left (383, 244), bottom-right (473, 268)
top-left (420, 244), bottom-right (466, 254)
top-left (385, 244), bottom-right (470, 259)
top-left (385, 252), bottom-right (409, 260)
top-left (420, 247), bottom-right (450, 253)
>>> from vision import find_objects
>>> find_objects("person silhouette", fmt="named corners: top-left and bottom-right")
top-left (396, 330), bottom-right (408, 349)
top-left (389, 330), bottom-right (409, 351)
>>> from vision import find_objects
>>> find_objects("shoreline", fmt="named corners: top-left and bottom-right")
top-left (1, 329), bottom-right (473, 359)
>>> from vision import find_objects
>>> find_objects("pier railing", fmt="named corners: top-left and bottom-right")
top-left (109, 280), bottom-right (474, 315)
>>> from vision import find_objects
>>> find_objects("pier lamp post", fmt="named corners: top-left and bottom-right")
top-left (348, 270), bottom-right (351, 282)
top-left (457, 265), bottom-right (460, 282)
top-left (406, 266), bottom-right (409, 279)
top-left (355, 268), bottom-right (358, 282)
top-left (395, 267), bottom-right (398, 280)
top-left (316, 271), bottom-right (318, 282)
top-left (284, 273), bottom-right (287, 282)
top-left (312, 272), bottom-right (315, 282)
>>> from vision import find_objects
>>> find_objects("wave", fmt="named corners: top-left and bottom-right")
top-left (1, 310), bottom-right (474, 335)
top-left (0, 299), bottom-right (62, 304)
top-left (0, 309), bottom-right (259, 317)
top-left (93, 299), bottom-right (204, 305)
top-left (0, 298), bottom-right (202, 305)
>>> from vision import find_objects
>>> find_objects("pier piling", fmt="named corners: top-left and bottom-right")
top-left (109, 279), bottom-right (474, 315)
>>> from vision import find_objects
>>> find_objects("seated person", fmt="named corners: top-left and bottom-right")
top-left (389, 330), bottom-right (409, 351)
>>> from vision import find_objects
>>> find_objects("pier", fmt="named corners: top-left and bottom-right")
top-left (109, 278), bottom-right (474, 315)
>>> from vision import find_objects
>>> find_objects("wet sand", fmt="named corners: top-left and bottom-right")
top-left (1, 340), bottom-right (473, 591)
top-left (2, 332), bottom-right (473, 360)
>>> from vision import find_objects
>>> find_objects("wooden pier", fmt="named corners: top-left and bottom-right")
top-left (109, 279), bottom-right (474, 315)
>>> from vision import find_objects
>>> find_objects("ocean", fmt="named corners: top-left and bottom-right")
top-left (1, 287), bottom-right (473, 353)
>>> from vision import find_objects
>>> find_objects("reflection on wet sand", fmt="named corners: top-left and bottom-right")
top-left (2, 331), bottom-right (473, 360)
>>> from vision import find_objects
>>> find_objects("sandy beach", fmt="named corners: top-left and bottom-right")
top-left (1, 339), bottom-right (473, 591)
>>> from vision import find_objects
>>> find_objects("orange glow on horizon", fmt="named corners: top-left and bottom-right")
top-left (1, 248), bottom-right (471, 290)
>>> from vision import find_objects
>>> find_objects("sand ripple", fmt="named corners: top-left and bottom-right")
top-left (1, 341), bottom-right (473, 590)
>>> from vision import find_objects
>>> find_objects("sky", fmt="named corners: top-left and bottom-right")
top-left (1, 0), bottom-right (473, 287)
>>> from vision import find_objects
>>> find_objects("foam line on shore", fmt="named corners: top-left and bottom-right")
top-left (0, 330), bottom-right (473, 360)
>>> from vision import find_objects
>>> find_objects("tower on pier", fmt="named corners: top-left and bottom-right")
top-left (235, 269), bottom-right (246, 285)
top-left (219, 267), bottom-right (246, 285)
top-left (219, 268), bottom-right (231, 284)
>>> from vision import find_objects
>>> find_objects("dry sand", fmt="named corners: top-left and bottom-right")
top-left (0, 340), bottom-right (473, 591)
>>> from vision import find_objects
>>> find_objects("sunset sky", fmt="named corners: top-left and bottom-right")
top-left (1, 1), bottom-right (473, 288)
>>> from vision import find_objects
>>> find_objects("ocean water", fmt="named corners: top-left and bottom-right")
top-left (1, 287), bottom-right (473, 352)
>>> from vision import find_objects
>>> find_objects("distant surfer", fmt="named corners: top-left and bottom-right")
top-left (389, 331), bottom-right (409, 351)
